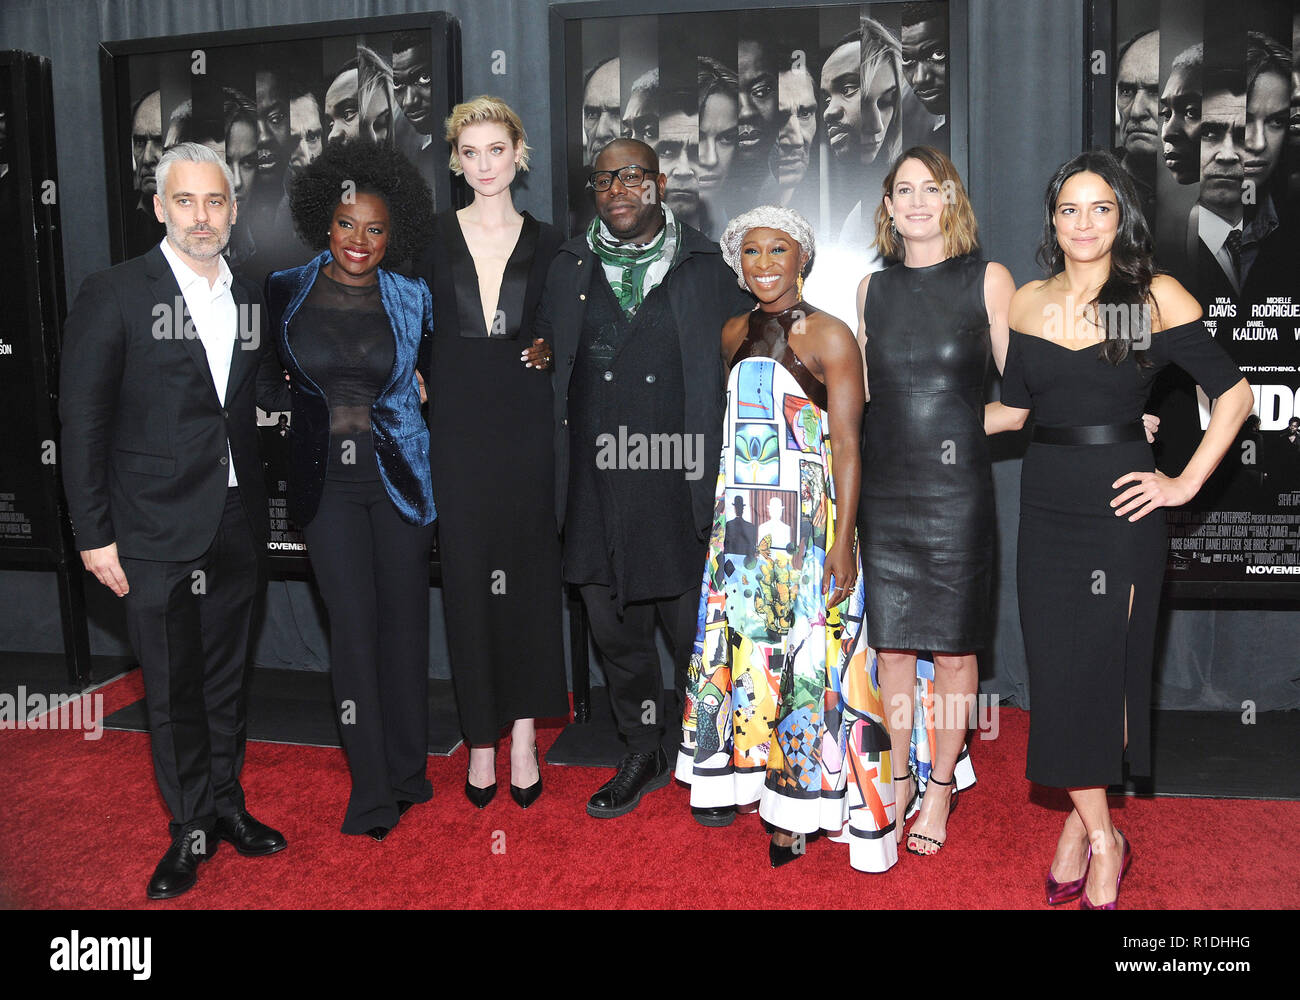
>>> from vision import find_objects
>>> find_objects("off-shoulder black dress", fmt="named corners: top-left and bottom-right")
top-left (1000, 321), bottom-right (1242, 787)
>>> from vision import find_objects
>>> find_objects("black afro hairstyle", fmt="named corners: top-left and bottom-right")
top-left (288, 140), bottom-right (435, 268)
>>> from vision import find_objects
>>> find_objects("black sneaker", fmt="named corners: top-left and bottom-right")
top-left (586, 749), bottom-right (671, 818)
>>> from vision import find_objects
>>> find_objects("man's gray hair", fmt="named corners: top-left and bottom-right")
top-left (720, 204), bottom-right (815, 289)
top-left (154, 141), bottom-right (236, 201)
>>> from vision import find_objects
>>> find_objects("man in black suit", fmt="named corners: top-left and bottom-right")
top-left (59, 142), bottom-right (285, 900)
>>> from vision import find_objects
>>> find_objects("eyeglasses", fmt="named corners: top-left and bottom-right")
top-left (587, 164), bottom-right (654, 191)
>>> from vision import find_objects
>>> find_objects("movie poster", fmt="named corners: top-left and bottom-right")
top-left (0, 53), bottom-right (63, 560)
top-left (101, 14), bottom-right (461, 563)
top-left (1088, 0), bottom-right (1300, 592)
top-left (557, 1), bottom-right (959, 328)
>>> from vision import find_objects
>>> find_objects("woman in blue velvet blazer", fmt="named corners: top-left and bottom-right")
top-left (264, 249), bottom-right (435, 529)
top-left (257, 141), bottom-right (438, 842)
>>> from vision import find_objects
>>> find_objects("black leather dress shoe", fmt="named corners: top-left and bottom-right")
top-left (366, 826), bottom-right (391, 842)
top-left (586, 749), bottom-right (670, 818)
top-left (214, 810), bottom-right (287, 857)
top-left (146, 823), bottom-right (215, 900)
top-left (691, 805), bottom-right (736, 828)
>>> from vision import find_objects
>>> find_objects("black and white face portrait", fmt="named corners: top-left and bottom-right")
top-left (1115, 30), bottom-right (1161, 159)
top-left (902, 9), bottom-right (949, 116)
top-left (737, 38), bottom-right (780, 171)
top-left (324, 64), bottom-right (360, 145)
top-left (1160, 49), bottom-right (1202, 185)
top-left (773, 66), bottom-right (817, 191)
top-left (821, 40), bottom-right (862, 162)
top-left (583, 57), bottom-right (621, 166)
top-left (621, 68), bottom-right (659, 145)
top-left (1197, 84), bottom-right (1247, 224)
top-left (1245, 65), bottom-right (1288, 191)
top-left (654, 93), bottom-right (701, 229)
top-left (392, 35), bottom-right (434, 136)
top-left (255, 69), bottom-right (291, 186)
top-left (131, 89), bottom-right (164, 198)
top-left (288, 91), bottom-right (324, 175)
top-left (698, 85), bottom-right (739, 205)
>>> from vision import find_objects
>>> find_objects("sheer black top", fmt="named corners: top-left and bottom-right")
top-left (288, 269), bottom-right (395, 435)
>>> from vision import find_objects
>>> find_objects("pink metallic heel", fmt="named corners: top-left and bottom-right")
top-left (1080, 831), bottom-right (1132, 910)
top-left (1046, 845), bottom-right (1090, 905)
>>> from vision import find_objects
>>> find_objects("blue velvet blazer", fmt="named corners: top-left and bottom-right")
top-left (262, 252), bottom-right (436, 528)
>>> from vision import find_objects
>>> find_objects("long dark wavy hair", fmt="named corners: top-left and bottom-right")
top-left (1036, 150), bottom-right (1157, 365)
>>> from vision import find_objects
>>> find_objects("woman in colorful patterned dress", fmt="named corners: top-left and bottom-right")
top-left (676, 206), bottom-right (903, 872)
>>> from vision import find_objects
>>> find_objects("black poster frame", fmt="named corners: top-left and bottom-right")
top-left (0, 50), bottom-right (90, 684)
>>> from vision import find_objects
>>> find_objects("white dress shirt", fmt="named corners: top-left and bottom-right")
top-left (159, 238), bottom-right (239, 486)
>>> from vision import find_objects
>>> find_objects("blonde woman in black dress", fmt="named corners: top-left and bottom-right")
top-left (986, 151), bottom-right (1251, 908)
top-left (420, 97), bottom-right (568, 809)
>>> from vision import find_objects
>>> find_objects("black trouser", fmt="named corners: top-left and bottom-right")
top-left (121, 487), bottom-right (263, 839)
top-left (303, 472), bottom-right (435, 834)
top-left (579, 583), bottom-right (699, 754)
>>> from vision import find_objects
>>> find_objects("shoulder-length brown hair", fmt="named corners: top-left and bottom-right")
top-left (872, 146), bottom-right (979, 261)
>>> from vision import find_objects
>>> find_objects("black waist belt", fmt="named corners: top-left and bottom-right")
top-left (1032, 422), bottom-right (1146, 445)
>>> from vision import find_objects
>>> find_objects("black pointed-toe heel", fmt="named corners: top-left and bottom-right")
top-left (768, 832), bottom-right (806, 869)
top-left (464, 779), bottom-right (497, 809)
top-left (510, 744), bottom-right (543, 809)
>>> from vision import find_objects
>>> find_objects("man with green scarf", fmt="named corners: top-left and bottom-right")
top-left (539, 138), bottom-right (753, 823)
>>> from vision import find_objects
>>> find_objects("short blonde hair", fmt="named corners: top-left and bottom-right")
top-left (444, 95), bottom-right (531, 175)
top-left (873, 145), bottom-right (979, 261)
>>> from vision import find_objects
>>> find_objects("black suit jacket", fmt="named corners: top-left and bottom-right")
top-left (59, 243), bottom-right (271, 561)
top-left (535, 223), bottom-right (754, 536)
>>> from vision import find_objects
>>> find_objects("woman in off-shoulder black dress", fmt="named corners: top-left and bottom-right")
top-left (987, 151), bottom-right (1251, 909)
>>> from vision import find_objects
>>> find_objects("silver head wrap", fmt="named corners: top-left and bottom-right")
top-left (719, 204), bottom-right (815, 289)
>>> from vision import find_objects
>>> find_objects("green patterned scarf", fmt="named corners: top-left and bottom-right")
top-left (586, 206), bottom-right (679, 316)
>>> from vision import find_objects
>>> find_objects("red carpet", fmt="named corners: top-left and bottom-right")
top-left (1, 670), bottom-right (1296, 909)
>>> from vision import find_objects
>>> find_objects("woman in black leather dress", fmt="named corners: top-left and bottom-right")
top-left (854, 146), bottom-right (1014, 856)
top-left (986, 151), bottom-right (1251, 907)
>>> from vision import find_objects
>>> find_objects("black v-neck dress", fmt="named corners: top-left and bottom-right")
top-left (422, 210), bottom-right (569, 743)
top-left (1001, 321), bottom-right (1242, 787)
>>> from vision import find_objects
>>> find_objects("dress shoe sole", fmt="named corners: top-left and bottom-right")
top-left (691, 808), bottom-right (736, 828)
top-left (586, 769), bottom-right (671, 819)
top-left (219, 837), bottom-right (287, 858)
top-left (146, 876), bottom-right (198, 901)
